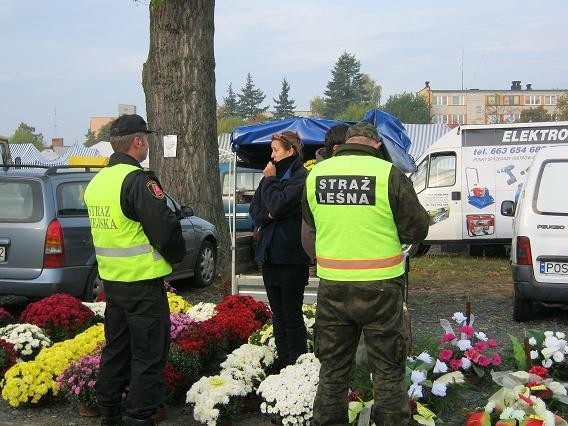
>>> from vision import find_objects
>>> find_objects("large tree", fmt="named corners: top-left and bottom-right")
top-left (220, 83), bottom-right (239, 119)
top-left (9, 122), bottom-right (45, 151)
top-left (519, 106), bottom-right (551, 123)
top-left (272, 78), bottom-right (296, 120)
top-left (323, 52), bottom-right (368, 118)
top-left (236, 73), bottom-right (269, 119)
top-left (382, 92), bottom-right (430, 123)
top-left (142, 0), bottom-right (230, 273)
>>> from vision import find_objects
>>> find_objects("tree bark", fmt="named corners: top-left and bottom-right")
top-left (142, 0), bottom-right (230, 275)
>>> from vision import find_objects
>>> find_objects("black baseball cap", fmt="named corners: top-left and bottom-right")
top-left (110, 114), bottom-right (155, 137)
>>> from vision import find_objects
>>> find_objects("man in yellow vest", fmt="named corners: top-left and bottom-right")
top-left (84, 114), bottom-right (185, 426)
top-left (303, 122), bottom-right (429, 425)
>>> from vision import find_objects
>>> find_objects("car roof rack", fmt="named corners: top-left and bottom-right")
top-left (1, 164), bottom-right (105, 174)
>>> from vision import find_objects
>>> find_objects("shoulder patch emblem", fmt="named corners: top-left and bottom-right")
top-left (147, 181), bottom-right (165, 199)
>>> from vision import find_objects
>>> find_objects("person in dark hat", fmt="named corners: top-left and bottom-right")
top-left (303, 122), bottom-right (429, 425)
top-left (84, 114), bottom-right (185, 426)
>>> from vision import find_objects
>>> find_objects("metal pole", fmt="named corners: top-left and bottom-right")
top-left (230, 152), bottom-right (238, 295)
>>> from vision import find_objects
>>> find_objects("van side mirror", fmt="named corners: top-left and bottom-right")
top-left (179, 205), bottom-right (194, 218)
top-left (501, 200), bottom-right (516, 217)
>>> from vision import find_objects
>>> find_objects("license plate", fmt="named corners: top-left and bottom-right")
top-left (540, 261), bottom-right (568, 275)
top-left (0, 246), bottom-right (5, 262)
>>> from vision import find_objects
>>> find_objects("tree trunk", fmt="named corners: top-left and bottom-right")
top-left (142, 0), bottom-right (230, 275)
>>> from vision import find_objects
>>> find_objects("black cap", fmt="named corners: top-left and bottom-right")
top-left (110, 114), bottom-right (155, 137)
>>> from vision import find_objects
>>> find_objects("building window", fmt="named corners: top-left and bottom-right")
top-left (503, 113), bottom-right (520, 123)
top-left (451, 114), bottom-right (465, 124)
top-left (503, 95), bottom-right (520, 106)
top-left (451, 95), bottom-right (464, 105)
top-left (486, 114), bottom-right (499, 124)
top-left (432, 96), bottom-right (447, 106)
top-left (544, 95), bottom-right (557, 105)
top-left (432, 115), bottom-right (449, 124)
top-left (525, 95), bottom-right (541, 105)
top-left (486, 95), bottom-right (498, 105)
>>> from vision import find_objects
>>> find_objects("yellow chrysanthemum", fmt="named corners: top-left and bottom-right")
top-left (167, 292), bottom-right (191, 313)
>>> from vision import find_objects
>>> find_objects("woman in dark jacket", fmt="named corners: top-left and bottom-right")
top-left (249, 131), bottom-right (310, 368)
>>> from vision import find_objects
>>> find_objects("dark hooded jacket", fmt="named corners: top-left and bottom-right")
top-left (249, 155), bottom-right (311, 265)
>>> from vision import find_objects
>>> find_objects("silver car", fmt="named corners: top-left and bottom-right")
top-left (0, 165), bottom-right (218, 301)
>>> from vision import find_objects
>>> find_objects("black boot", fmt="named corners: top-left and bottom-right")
top-left (124, 416), bottom-right (157, 426)
top-left (100, 405), bottom-right (123, 426)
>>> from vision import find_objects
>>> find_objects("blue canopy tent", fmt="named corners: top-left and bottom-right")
top-left (229, 110), bottom-right (417, 173)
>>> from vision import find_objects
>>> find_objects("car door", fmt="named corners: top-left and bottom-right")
top-left (165, 194), bottom-right (196, 275)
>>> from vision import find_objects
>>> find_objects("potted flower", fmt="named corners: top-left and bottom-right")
top-left (167, 291), bottom-right (191, 314)
top-left (0, 307), bottom-right (15, 328)
top-left (0, 338), bottom-right (17, 377)
top-left (186, 302), bottom-right (217, 322)
top-left (19, 293), bottom-right (95, 342)
top-left (56, 354), bottom-right (101, 416)
top-left (257, 353), bottom-right (320, 425)
top-left (186, 374), bottom-right (247, 425)
top-left (526, 330), bottom-right (568, 381)
top-left (169, 312), bottom-right (195, 341)
top-left (0, 323), bottom-right (52, 361)
top-left (437, 311), bottom-right (502, 380)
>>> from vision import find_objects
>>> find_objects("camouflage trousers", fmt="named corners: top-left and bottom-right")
top-left (312, 277), bottom-right (410, 426)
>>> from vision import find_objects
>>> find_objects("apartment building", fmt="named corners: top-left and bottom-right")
top-left (418, 81), bottom-right (566, 125)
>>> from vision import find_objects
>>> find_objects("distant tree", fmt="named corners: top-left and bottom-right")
top-left (382, 92), bottom-right (430, 123)
top-left (360, 74), bottom-right (382, 108)
top-left (323, 52), bottom-right (368, 118)
top-left (555, 92), bottom-right (568, 121)
top-left (96, 121), bottom-right (113, 142)
top-left (84, 129), bottom-right (97, 147)
top-left (220, 83), bottom-right (239, 118)
top-left (519, 106), bottom-right (551, 123)
top-left (336, 103), bottom-right (369, 121)
top-left (310, 96), bottom-right (326, 118)
top-left (217, 116), bottom-right (246, 135)
top-left (236, 73), bottom-right (269, 119)
top-left (9, 122), bottom-right (45, 150)
top-left (272, 78), bottom-right (296, 120)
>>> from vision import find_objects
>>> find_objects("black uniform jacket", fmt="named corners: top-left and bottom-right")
top-left (249, 155), bottom-right (311, 265)
top-left (108, 152), bottom-right (186, 265)
top-left (302, 143), bottom-right (429, 245)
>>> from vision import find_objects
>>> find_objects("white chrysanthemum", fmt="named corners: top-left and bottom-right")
top-left (474, 331), bottom-right (488, 342)
top-left (530, 350), bottom-right (539, 360)
top-left (431, 380), bottom-right (447, 397)
top-left (457, 339), bottom-right (472, 351)
top-left (529, 337), bottom-right (537, 346)
top-left (452, 312), bottom-right (467, 324)
top-left (185, 302), bottom-right (217, 322)
top-left (417, 351), bottom-right (433, 363)
top-left (433, 359), bottom-right (448, 373)
top-left (82, 301), bottom-right (106, 317)
top-left (410, 369), bottom-right (426, 384)
top-left (408, 383), bottom-right (423, 399)
top-left (461, 357), bottom-right (472, 370)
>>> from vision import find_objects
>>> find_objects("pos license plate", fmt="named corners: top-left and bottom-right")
top-left (540, 261), bottom-right (568, 275)
top-left (0, 246), bottom-right (5, 262)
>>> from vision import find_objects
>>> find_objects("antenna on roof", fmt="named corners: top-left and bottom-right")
top-left (461, 49), bottom-right (464, 90)
top-left (54, 107), bottom-right (58, 137)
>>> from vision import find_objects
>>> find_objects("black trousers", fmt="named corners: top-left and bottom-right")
top-left (262, 262), bottom-right (308, 365)
top-left (96, 279), bottom-right (170, 421)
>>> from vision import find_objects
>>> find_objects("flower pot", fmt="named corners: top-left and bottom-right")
top-left (240, 394), bottom-right (262, 413)
top-left (77, 403), bottom-right (100, 417)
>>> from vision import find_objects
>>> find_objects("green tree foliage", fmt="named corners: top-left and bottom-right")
top-left (336, 103), bottom-right (370, 121)
top-left (519, 106), bottom-right (552, 123)
top-left (83, 121), bottom-right (113, 147)
top-left (217, 116), bottom-right (246, 135)
top-left (323, 52), bottom-right (371, 118)
top-left (555, 92), bottom-right (568, 121)
top-left (272, 78), bottom-right (296, 120)
top-left (310, 96), bottom-right (326, 118)
top-left (382, 92), bottom-right (430, 123)
top-left (236, 73), bottom-right (269, 119)
top-left (220, 83), bottom-right (239, 118)
top-left (84, 129), bottom-right (97, 147)
top-left (360, 74), bottom-right (381, 108)
top-left (9, 122), bottom-right (45, 150)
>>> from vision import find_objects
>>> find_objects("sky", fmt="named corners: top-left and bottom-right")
top-left (1, 0), bottom-right (568, 145)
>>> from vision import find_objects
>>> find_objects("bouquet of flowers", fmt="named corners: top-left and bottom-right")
top-left (257, 353), bottom-right (320, 425)
top-left (466, 369), bottom-right (568, 425)
top-left (0, 338), bottom-right (17, 377)
top-left (437, 311), bottom-right (501, 379)
top-left (405, 351), bottom-right (466, 425)
top-left (0, 323), bottom-right (52, 361)
top-left (56, 354), bottom-right (101, 409)
top-left (186, 302), bottom-right (217, 322)
top-left (527, 330), bottom-right (568, 380)
top-left (19, 293), bottom-right (95, 342)
top-left (167, 291), bottom-right (191, 314)
top-left (186, 374), bottom-right (248, 425)
top-left (0, 307), bottom-right (15, 327)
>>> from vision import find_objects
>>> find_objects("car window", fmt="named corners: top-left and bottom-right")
top-left (57, 181), bottom-right (89, 216)
top-left (411, 158), bottom-right (428, 193)
top-left (535, 160), bottom-right (568, 214)
top-left (0, 178), bottom-right (44, 222)
top-left (428, 153), bottom-right (456, 188)
top-left (222, 170), bottom-right (263, 195)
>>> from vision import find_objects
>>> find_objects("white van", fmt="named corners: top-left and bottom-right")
top-left (502, 145), bottom-right (568, 321)
top-left (409, 121), bottom-right (568, 257)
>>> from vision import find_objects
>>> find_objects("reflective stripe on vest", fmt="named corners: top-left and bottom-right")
top-left (306, 154), bottom-right (404, 281)
top-left (84, 164), bottom-right (172, 282)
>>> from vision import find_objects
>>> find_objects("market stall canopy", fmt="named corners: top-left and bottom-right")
top-left (230, 110), bottom-right (418, 172)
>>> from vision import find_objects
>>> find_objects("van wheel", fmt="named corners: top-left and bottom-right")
top-left (84, 266), bottom-right (104, 302)
top-left (192, 241), bottom-right (216, 288)
top-left (402, 244), bottom-right (430, 257)
top-left (513, 294), bottom-right (532, 322)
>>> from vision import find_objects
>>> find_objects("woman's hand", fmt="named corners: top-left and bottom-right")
top-left (263, 161), bottom-right (276, 177)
